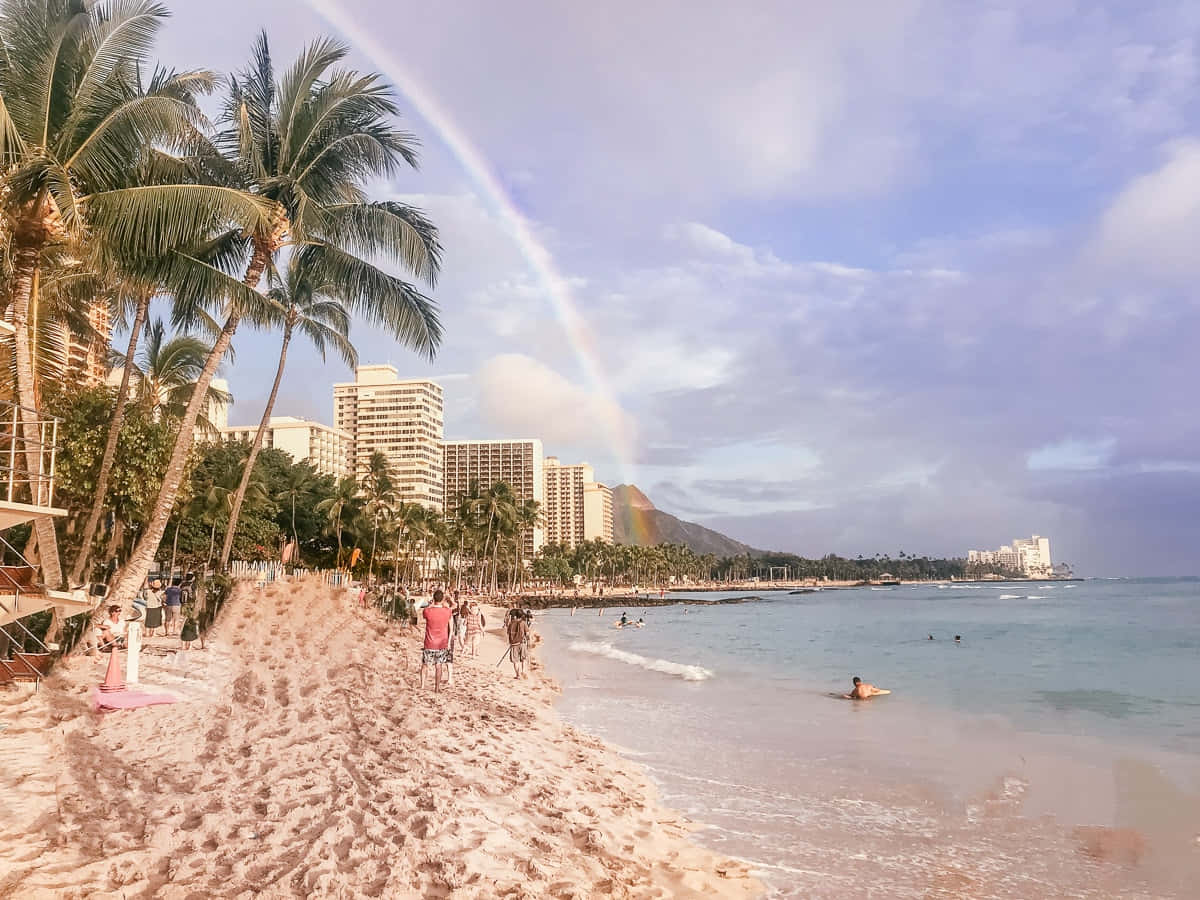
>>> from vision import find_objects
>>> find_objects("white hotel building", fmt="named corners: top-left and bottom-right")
top-left (334, 365), bottom-right (445, 512)
top-left (542, 457), bottom-right (614, 549)
top-left (219, 416), bottom-right (351, 478)
top-left (968, 535), bottom-right (1053, 577)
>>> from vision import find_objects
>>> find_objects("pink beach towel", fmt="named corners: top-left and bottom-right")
top-left (91, 687), bottom-right (179, 713)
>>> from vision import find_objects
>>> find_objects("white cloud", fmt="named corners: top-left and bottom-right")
top-left (664, 222), bottom-right (755, 261)
top-left (1087, 139), bottom-right (1200, 281)
top-left (1027, 438), bottom-right (1117, 472)
top-left (472, 354), bottom-right (637, 458)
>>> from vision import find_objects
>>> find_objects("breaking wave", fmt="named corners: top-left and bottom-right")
top-left (569, 641), bottom-right (715, 681)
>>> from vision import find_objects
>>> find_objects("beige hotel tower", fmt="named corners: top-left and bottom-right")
top-left (334, 365), bottom-right (445, 511)
top-left (542, 457), bottom-right (614, 548)
top-left (443, 439), bottom-right (546, 558)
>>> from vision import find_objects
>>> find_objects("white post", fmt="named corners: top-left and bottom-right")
top-left (126, 619), bottom-right (142, 685)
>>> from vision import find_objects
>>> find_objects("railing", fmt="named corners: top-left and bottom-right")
top-left (0, 400), bottom-right (60, 508)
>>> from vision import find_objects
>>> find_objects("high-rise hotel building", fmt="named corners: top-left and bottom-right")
top-left (443, 439), bottom-right (545, 557)
top-left (542, 456), bottom-right (614, 548)
top-left (334, 365), bottom-right (444, 511)
top-left (220, 416), bottom-right (352, 478)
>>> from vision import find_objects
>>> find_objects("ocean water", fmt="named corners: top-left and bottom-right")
top-left (536, 579), bottom-right (1200, 898)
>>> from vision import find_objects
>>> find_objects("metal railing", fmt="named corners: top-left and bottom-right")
top-left (0, 400), bottom-right (60, 508)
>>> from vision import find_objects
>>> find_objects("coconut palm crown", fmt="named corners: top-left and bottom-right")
top-left (111, 31), bottom-right (445, 603)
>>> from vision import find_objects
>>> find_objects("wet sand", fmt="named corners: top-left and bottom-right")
top-left (0, 581), bottom-right (761, 898)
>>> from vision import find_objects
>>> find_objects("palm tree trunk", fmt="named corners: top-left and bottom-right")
top-left (71, 291), bottom-right (151, 585)
top-left (169, 516), bottom-right (181, 576)
top-left (478, 513), bottom-right (494, 591)
top-left (207, 520), bottom-right (217, 568)
top-left (369, 518), bottom-right (378, 580)
top-left (291, 493), bottom-right (299, 557)
top-left (110, 241), bottom-right (273, 606)
top-left (335, 507), bottom-right (343, 569)
top-left (219, 321), bottom-right (293, 570)
top-left (8, 214), bottom-right (64, 589)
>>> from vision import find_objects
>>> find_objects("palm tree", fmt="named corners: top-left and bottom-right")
top-left (478, 481), bottom-right (516, 593)
top-left (192, 453), bottom-right (266, 568)
top-left (316, 475), bottom-right (359, 569)
top-left (360, 452), bottom-right (395, 579)
top-left (67, 60), bottom-right (248, 588)
top-left (0, 1), bottom-right (274, 588)
top-left (218, 254), bottom-right (357, 569)
top-left (131, 318), bottom-right (231, 430)
top-left (274, 462), bottom-right (319, 560)
top-left (512, 498), bottom-right (541, 591)
top-left (111, 33), bottom-right (442, 603)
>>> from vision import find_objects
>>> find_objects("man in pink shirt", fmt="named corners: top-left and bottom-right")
top-left (420, 589), bottom-right (454, 692)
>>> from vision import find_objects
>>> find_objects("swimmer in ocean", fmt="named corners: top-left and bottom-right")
top-left (845, 676), bottom-right (891, 700)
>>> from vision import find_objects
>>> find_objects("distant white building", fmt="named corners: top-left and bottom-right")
top-left (543, 457), bottom-right (614, 548)
top-left (333, 364), bottom-right (444, 511)
top-left (968, 535), bottom-right (1053, 577)
top-left (220, 416), bottom-right (351, 478)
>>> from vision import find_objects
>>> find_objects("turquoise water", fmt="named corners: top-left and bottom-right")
top-left (537, 579), bottom-right (1200, 898)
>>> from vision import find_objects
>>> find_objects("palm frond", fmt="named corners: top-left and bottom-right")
top-left (160, 248), bottom-right (274, 329)
top-left (295, 242), bottom-right (440, 360)
top-left (62, 0), bottom-right (169, 149)
top-left (275, 35), bottom-right (347, 168)
top-left (80, 183), bottom-right (279, 258)
top-left (313, 200), bottom-right (441, 285)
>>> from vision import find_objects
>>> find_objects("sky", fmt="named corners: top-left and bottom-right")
top-left (151, 1), bottom-right (1200, 576)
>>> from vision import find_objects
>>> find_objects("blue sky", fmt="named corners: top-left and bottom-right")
top-left (153, 1), bottom-right (1200, 575)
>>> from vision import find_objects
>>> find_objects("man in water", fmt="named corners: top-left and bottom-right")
top-left (619, 612), bottom-right (628, 626)
top-left (847, 676), bottom-right (891, 700)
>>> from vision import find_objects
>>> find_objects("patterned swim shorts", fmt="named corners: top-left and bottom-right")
top-left (422, 649), bottom-right (451, 665)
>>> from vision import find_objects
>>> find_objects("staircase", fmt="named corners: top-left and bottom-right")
top-left (0, 403), bottom-right (85, 689)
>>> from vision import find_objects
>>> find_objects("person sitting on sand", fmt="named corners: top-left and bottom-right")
top-left (846, 676), bottom-right (891, 700)
top-left (95, 605), bottom-right (128, 651)
top-left (420, 589), bottom-right (454, 693)
top-left (506, 608), bottom-right (530, 680)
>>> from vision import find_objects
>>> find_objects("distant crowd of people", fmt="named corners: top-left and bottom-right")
top-left (89, 574), bottom-right (200, 655)
top-left (385, 585), bottom-right (535, 692)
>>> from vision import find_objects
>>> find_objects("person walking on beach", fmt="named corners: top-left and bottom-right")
top-left (506, 608), bottom-right (530, 679)
top-left (163, 579), bottom-right (182, 636)
top-left (463, 600), bottom-right (484, 658)
top-left (420, 589), bottom-right (453, 693)
top-left (142, 578), bottom-right (165, 637)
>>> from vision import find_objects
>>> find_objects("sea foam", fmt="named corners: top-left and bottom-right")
top-left (569, 641), bottom-right (715, 681)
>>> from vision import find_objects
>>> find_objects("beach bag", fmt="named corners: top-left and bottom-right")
top-left (180, 619), bottom-right (198, 642)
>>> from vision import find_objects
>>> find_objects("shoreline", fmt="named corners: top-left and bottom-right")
top-left (0, 580), bottom-right (762, 898)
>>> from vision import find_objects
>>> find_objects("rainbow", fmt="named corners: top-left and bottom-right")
top-left (302, 1), bottom-right (634, 482)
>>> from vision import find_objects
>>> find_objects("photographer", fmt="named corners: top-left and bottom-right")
top-left (505, 607), bottom-right (531, 680)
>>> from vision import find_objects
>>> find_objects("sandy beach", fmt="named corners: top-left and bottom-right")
top-left (0, 580), bottom-right (761, 899)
